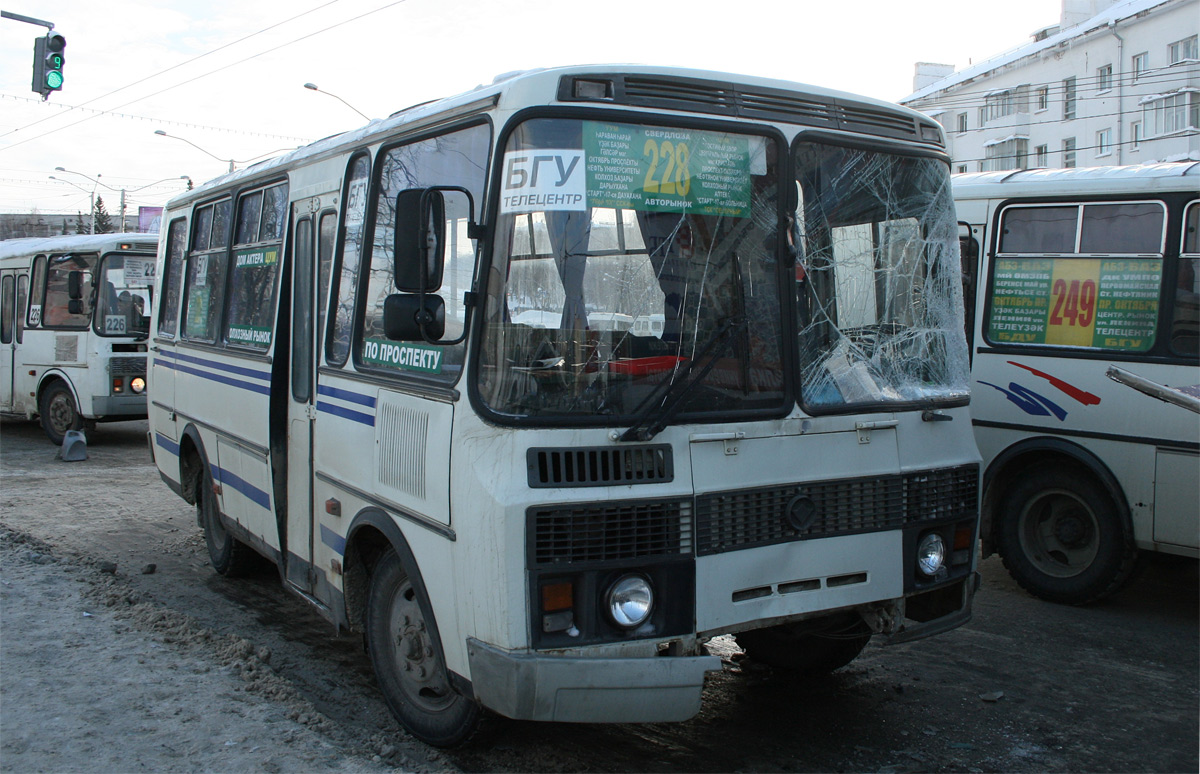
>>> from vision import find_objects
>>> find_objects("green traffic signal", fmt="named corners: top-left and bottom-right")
top-left (31, 31), bottom-right (65, 97)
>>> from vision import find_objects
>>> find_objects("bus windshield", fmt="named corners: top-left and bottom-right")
top-left (793, 141), bottom-right (969, 411)
top-left (478, 117), bottom-right (785, 423)
top-left (95, 253), bottom-right (154, 338)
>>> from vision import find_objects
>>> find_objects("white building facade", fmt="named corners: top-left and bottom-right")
top-left (902, 0), bottom-right (1199, 172)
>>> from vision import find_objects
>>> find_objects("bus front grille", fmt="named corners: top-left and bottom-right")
top-left (527, 445), bottom-right (673, 488)
top-left (529, 498), bottom-right (693, 566)
top-left (109, 356), bottom-right (146, 376)
top-left (695, 465), bottom-right (978, 557)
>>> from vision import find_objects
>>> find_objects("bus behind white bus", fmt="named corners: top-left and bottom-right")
top-left (149, 65), bottom-right (980, 746)
top-left (956, 163), bottom-right (1199, 605)
top-left (1, 233), bottom-right (156, 443)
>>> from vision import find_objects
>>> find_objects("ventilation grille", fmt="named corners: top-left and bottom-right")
top-left (529, 499), bottom-right (692, 566)
top-left (564, 74), bottom-right (928, 144)
top-left (527, 445), bottom-right (673, 488)
top-left (109, 356), bottom-right (146, 376)
top-left (696, 465), bottom-right (978, 556)
top-left (377, 403), bottom-right (428, 500)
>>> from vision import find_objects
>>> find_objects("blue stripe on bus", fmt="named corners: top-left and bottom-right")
top-left (317, 384), bottom-right (377, 408)
top-left (213, 465), bottom-right (271, 510)
top-left (155, 433), bottom-right (180, 456)
top-left (158, 350), bottom-right (271, 382)
top-left (170, 362), bottom-right (271, 396)
top-left (316, 400), bottom-right (375, 426)
top-left (320, 524), bottom-right (347, 556)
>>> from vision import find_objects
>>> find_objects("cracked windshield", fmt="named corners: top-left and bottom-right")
top-left (479, 117), bottom-right (785, 422)
top-left (792, 142), bottom-right (969, 412)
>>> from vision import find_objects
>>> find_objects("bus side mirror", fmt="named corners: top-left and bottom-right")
top-left (394, 189), bottom-right (445, 293)
top-left (68, 270), bottom-right (83, 299)
top-left (383, 293), bottom-right (445, 341)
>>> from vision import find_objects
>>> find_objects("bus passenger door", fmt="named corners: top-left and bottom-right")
top-left (284, 210), bottom-right (318, 593)
top-left (0, 271), bottom-right (16, 409)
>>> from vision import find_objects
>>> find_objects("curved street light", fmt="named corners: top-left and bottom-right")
top-left (154, 130), bottom-right (296, 174)
top-left (303, 82), bottom-right (370, 121)
top-left (51, 167), bottom-right (105, 233)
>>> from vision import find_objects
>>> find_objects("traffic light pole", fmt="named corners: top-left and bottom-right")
top-left (0, 10), bottom-right (54, 30)
top-left (3, 11), bottom-right (65, 100)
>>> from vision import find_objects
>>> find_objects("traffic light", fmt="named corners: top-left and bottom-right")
top-left (31, 31), bottom-right (66, 98)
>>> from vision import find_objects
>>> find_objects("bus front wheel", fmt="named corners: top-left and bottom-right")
top-left (735, 612), bottom-right (872, 674)
top-left (366, 548), bottom-right (480, 747)
top-left (39, 382), bottom-right (83, 445)
top-left (198, 464), bottom-right (255, 576)
top-left (995, 468), bottom-right (1137, 605)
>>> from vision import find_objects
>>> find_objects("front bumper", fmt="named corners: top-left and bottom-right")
top-left (91, 394), bottom-right (148, 418)
top-left (466, 638), bottom-right (720, 722)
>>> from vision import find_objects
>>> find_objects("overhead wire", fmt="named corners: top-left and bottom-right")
top-left (0, 0), bottom-right (412, 155)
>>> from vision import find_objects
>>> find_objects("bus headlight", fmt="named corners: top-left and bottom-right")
top-left (130, 377), bottom-right (146, 394)
top-left (916, 532), bottom-right (947, 576)
top-left (605, 574), bottom-right (654, 628)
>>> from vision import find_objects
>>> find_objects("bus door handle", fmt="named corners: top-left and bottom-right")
top-left (854, 419), bottom-right (898, 444)
top-left (689, 431), bottom-right (745, 456)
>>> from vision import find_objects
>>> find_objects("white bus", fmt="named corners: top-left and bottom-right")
top-left (1, 233), bottom-right (157, 443)
top-left (149, 65), bottom-right (980, 746)
top-left (955, 163), bottom-right (1200, 605)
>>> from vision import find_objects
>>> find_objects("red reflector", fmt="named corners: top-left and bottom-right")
top-left (542, 582), bottom-right (573, 612)
top-left (954, 527), bottom-right (973, 551)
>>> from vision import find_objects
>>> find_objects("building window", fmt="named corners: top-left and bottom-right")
top-left (1097, 65), bottom-right (1113, 92)
top-left (1035, 144), bottom-right (1049, 167)
top-left (1169, 35), bottom-right (1198, 64)
top-left (1063, 137), bottom-right (1077, 168)
top-left (1131, 120), bottom-right (1143, 149)
top-left (1036, 86), bottom-right (1049, 111)
top-left (1142, 91), bottom-right (1200, 137)
top-left (957, 112), bottom-right (968, 134)
top-left (1096, 128), bottom-right (1112, 157)
top-left (957, 165), bottom-right (968, 174)
top-left (1132, 52), bottom-right (1148, 80)
top-left (982, 90), bottom-right (1016, 123)
top-left (983, 138), bottom-right (1029, 171)
top-left (1063, 76), bottom-right (1077, 120)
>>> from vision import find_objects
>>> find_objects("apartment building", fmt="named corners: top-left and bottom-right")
top-left (902, 0), bottom-right (1198, 171)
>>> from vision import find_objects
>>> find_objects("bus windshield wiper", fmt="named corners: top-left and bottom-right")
top-left (617, 315), bottom-right (744, 443)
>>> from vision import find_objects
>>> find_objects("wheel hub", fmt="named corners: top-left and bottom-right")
top-left (1053, 513), bottom-right (1089, 546)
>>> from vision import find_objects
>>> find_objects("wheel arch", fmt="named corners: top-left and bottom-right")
top-left (177, 423), bottom-right (209, 506)
top-left (35, 370), bottom-right (81, 415)
top-left (981, 436), bottom-right (1131, 556)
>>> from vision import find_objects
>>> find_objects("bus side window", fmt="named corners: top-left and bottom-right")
top-left (225, 183), bottom-right (288, 350)
top-left (1, 275), bottom-right (13, 344)
top-left (328, 154), bottom-right (370, 367)
top-left (44, 253), bottom-right (97, 328)
top-left (1172, 202), bottom-right (1199, 356)
top-left (159, 218), bottom-right (188, 338)
top-left (317, 211), bottom-right (337, 362)
top-left (27, 255), bottom-right (45, 328)
top-left (182, 199), bottom-right (231, 343)
top-left (15, 275), bottom-right (27, 344)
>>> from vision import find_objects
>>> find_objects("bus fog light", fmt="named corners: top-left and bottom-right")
top-left (605, 574), bottom-right (653, 628)
top-left (130, 377), bottom-right (146, 394)
top-left (917, 532), bottom-right (946, 576)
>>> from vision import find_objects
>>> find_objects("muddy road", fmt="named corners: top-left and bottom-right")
top-left (1, 418), bottom-right (1196, 773)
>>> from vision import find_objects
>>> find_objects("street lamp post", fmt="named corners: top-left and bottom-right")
top-left (52, 166), bottom-right (106, 233)
top-left (154, 130), bottom-right (235, 173)
top-left (303, 83), bottom-right (371, 121)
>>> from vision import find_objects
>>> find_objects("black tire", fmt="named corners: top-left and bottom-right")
top-left (197, 464), bottom-right (256, 576)
top-left (995, 467), bottom-right (1137, 605)
top-left (735, 612), bottom-right (872, 674)
top-left (39, 382), bottom-right (83, 445)
top-left (366, 548), bottom-right (480, 747)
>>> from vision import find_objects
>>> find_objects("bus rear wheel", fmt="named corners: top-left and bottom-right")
top-left (198, 464), bottom-right (255, 576)
top-left (39, 382), bottom-right (83, 445)
top-left (735, 612), bottom-right (872, 674)
top-left (995, 468), bottom-right (1137, 605)
top-left (366, 547), bottom-right (480, 747)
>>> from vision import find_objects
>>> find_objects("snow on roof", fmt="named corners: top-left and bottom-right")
top-left (0, 233), bottom-right (158, 260)
top-left (901, 0), bottom-right (1177, 103)
top-left (951, 161), bottom-right (1200, 198)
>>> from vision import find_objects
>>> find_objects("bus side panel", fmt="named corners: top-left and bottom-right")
top-left (1153, 449), bottom-right (1200, 550)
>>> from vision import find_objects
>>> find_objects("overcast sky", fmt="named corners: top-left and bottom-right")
top-left (0, 0), bottom-right (1061, 218)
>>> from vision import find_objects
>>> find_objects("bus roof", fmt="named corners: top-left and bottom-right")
top-left (167, 64), bottom-right (945, 208)
top-left (952, 162), bottom-right (1200, 200)
top-left (0, 233), bottom-right (159, 261)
